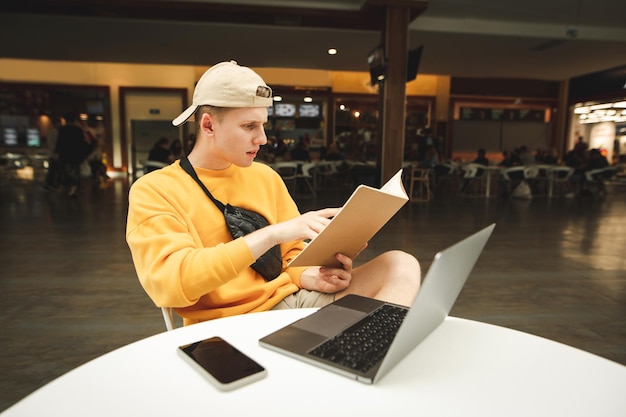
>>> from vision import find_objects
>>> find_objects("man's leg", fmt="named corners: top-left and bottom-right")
top-left (336, 250), bottom-right (421, 307)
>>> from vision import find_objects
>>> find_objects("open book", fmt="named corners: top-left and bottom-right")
top-left (288, 169), bottom-right (408, 268)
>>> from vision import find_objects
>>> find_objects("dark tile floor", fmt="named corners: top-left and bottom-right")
top-left (1, 173), bottom-right (625, 411)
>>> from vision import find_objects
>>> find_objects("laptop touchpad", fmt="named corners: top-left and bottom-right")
top-left (293, 305), bottom-right (367, 337)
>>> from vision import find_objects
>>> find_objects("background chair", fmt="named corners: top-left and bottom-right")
top-left (315, 160), bottom-right (341, 188)
top-left (459, 163), bottom-right (486, 196)
top-left (500, 166), bottom-right (526, 196)
top-left (296, 162), bottom-right (317, 197)
top-left (583, 166), bottom-right (617, 198)
top-left (142, 160), bottom-right (168, 175)
top-left (272, 162), bottom-right (299, 194)
top-left (548, 166), bottom-right (574, 197)
top-left (408, 166), bottom-right (432, 202)
top-left (523, 165), bottom-right (549, 196)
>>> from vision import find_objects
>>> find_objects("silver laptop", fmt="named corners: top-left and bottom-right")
top-left (259, 224), bottom-right (495, 384)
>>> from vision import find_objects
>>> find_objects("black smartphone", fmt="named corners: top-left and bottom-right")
top-left (178, 336), bottom-right (267, 391)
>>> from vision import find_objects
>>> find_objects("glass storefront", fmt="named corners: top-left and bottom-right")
top-left (570, 99), bottom-right (626, 163)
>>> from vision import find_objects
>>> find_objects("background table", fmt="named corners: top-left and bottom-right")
top-left (3, 309), bottom-right (625, 417)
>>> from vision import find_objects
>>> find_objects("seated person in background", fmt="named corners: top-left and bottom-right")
top-left (169, 139), bottom-right (183, 160)
top-left (324, 142), bottom-right (344, 161)
top-left (499, 150), bottom-right (514, 167)
top-left (146, 137), bottom-right (174, 172)
top-left (473, 148), bottom-right (489, 166)
top-left (126, 61), bottom-right (421, 326)
top-left (509, 148), bottom-right (523, 166)
top-left (542, 148), bottom-right (559, 165)
top-left (570, 148), bottom-right (609, 192)
top-left (290, 139), bottom-right (311, 162)
top-left (564, 141), bottom-right (589, 169)
top-left (586, 148), bottom-right (609, 170)
top-left (517, 145), bottom-right (535, 165)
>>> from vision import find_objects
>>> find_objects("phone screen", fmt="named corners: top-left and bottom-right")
top-left (179, 336), bottom-right (266, 385)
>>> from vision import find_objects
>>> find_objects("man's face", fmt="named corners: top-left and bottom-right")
top-left (210, 107), bottom-right (268, 168)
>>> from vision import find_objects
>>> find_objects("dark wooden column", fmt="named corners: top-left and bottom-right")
top-left (380, 5), bottom-right (410, 183)
top-left (365, 0), bottom-right (427, 183)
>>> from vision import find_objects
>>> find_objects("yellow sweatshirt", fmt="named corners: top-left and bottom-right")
top-left (126, 160), bottom-right (306, 325)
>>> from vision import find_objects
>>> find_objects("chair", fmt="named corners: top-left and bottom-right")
top-left (408, 166), bottom-right (432, 201)
top-left (459, 163), bottom-right (486, 196)
top-left (500, 166), bottom-right (526, 195)
top-left (161, 307), bottom-right (177, 331)
top-left (547, 166), bottom-right (574, 197)
top-left (432, 162), bottom-right (459, 195)
top-left (142, 160), bottom-right (168, 174)
top-left (315, 160), bottom-right (340, 188)
top-left (583, 166), bottom-right (617, 198)
top-left (523, 165), bottom-right (548, 195)
top-left (272, 162), bottom-right (299, 194)
top-left (296, 162), bottom-right (317, 197)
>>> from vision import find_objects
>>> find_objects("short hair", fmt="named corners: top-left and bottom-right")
top-left (194, 105), bottom-right (232, 134)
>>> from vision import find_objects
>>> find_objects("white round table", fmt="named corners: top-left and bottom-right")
top-left (3, 309), bottom-right (625, 417)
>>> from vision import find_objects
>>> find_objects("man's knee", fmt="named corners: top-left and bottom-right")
top-left (377, 250), bottom-right (420, 275)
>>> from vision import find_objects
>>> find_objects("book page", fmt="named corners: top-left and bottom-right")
top-left (379, 169), bottom-right (406, 196)
top-left (288, 169), bottom-right (408, 268)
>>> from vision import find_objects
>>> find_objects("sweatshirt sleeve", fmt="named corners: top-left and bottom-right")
top-left (126, 174), bottom-right (257, 307)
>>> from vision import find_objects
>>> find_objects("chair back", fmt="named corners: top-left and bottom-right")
top-left (551, 166), bottom-right (574, 181)
top-left (462, 164), bottom-right (481, 178)
top-left (524, 165), bottom-right (540, 179)
top-left (272, 162), bottom-right (298, 179)
top-left (143, 160), bottom-right (168, 174)
top-left (585, 166), bottom-right (617, 182)
top-left (501, 166), bottom-right (525, 181)
top-left (316, 161), bottom-right (339, 176)
top-left (300, 162), bottom-right (316, 178)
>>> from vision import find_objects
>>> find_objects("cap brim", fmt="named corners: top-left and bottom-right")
top-left (172, 105), bottom-right (197, 127)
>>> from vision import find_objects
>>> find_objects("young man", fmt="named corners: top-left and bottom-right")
top-left (126, 61), bottom-right (420, 326)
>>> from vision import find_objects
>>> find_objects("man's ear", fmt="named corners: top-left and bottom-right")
top-left (199, 112), bottom-right (215, 136)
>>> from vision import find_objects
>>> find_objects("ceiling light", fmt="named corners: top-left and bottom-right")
top-left (273, 96), bottom-right (283, 102)
top-left (327, 48), bottom-right (337, 55)
top-left (589, 103), bottom-right (612, 110)
top-left (303, 96), bottom-right (313, 103)
top-left (574, 106), bottom-right (589, 114)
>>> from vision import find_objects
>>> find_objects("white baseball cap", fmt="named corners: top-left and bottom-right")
top-left (172, 61), bottom-right (273, 126)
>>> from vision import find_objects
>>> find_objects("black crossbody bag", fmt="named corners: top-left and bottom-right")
top-left (180, 157), bottom-right (283, 281)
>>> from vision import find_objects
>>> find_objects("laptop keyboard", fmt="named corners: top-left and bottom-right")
top-left (308, 304), bottom-right (408, 373)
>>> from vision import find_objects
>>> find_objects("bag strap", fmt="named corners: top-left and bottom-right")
top-left (179, 156), bottom-right (226, 212)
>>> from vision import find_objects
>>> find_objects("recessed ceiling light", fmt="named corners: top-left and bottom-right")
top-left (327, 48), bottom-right (337, 55)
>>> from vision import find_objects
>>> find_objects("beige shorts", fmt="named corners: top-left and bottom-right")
top-left (271, 289), bottom-right (335, 310)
